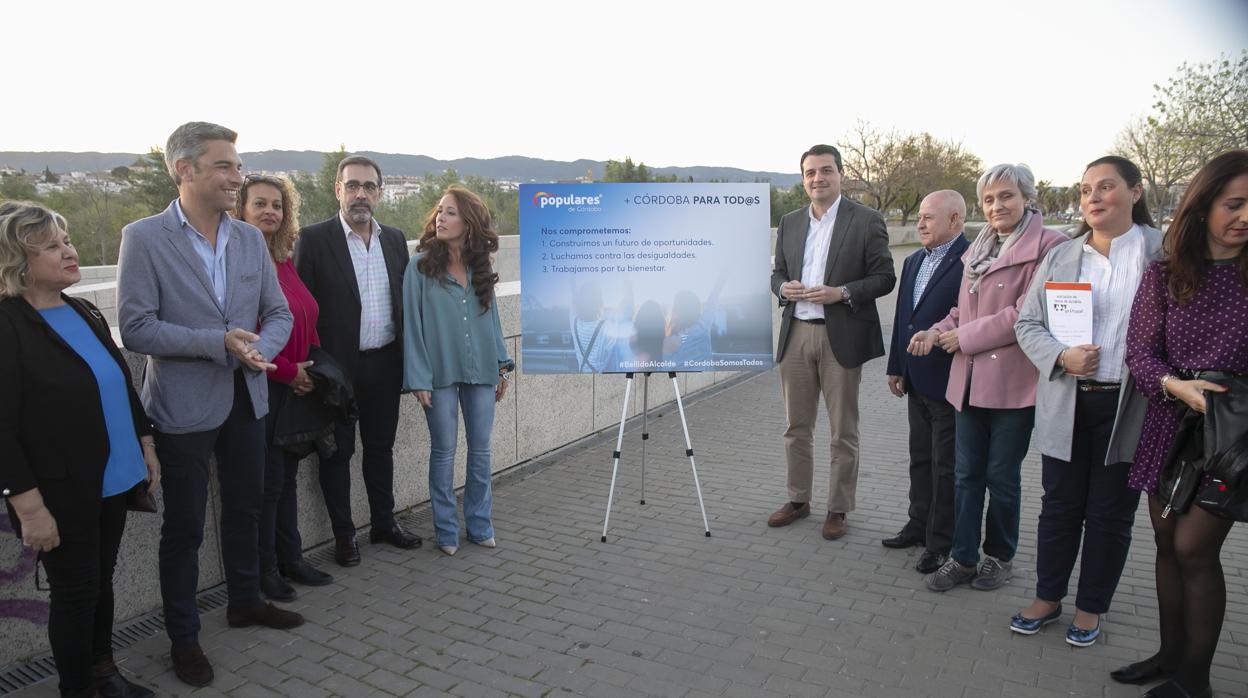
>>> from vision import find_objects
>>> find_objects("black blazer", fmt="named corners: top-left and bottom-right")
top-left (294, 216), bottom-right (409, 377)
top-left (770, 198), bottom-right (897, 368)
top-left (0, 295), bottom-right (151, 538)
top-left (886, 234), bottom-right (969, 402)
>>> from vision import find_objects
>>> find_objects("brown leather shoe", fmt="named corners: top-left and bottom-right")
top-left (822, 513), bottom-right (847, 540)
top-left (170, 644), bottom-right (214, 687)
top-left (767, 502), bottom-right (810, 527)
top-left (226, 601), bottom-right (305, 630)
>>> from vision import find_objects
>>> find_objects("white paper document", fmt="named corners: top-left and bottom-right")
top-left (1044, 281), bottom-right (1094, 346)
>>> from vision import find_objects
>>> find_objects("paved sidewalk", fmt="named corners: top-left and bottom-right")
top-left (12, 364), bottom-right (1248, 697)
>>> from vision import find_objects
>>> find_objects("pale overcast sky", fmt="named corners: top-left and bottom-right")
top-left (5, 0), bottom-right (1245, 183)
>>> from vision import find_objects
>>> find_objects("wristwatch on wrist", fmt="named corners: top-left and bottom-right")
top-left (839, 286), bottom-right (851, 305)
top-left (499, 371), bottom-right (511, 382)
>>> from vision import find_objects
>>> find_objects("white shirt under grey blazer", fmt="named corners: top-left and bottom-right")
top-left (117, 201), bottom-right (292, 434)
top-left (1015, 225), bottom-right (1164, 463)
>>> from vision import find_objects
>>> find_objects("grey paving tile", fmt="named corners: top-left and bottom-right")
top-left (12, 364), bottom-right (1248, 698)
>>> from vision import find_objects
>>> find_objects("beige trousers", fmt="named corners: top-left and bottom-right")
top-left (779, 320), bottom-right (862, 512)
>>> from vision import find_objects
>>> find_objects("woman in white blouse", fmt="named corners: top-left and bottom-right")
top-left (1011, 156), bottom-right (1163, 647)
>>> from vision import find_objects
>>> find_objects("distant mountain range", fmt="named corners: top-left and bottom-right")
top-left (0, 150), bottom-right (801, 187)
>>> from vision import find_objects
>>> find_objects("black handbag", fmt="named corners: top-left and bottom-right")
top-left (1196, 431), bottom-right (1248, 523)
top-left (1158, 372), bottom-right (1248, 521)
top-left (1157, 408), bottom-right (1205, 518)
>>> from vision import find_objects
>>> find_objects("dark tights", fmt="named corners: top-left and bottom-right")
top-left (1147, 494), bottom-right (1235, 691)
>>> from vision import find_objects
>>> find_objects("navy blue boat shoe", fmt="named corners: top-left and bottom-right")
top-left (1009, 604), bottom-right (1063, 635)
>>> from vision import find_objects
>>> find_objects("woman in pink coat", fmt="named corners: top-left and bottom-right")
top-left (909, 163), bottom-right (1066, 593)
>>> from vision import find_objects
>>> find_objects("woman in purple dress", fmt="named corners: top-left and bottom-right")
top-left (1117, 150), bottom-right (1248, 698)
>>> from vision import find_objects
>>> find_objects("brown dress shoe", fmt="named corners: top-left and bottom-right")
top-left (767, 502), bottom-right (810, 527)
top-left (170, 644), bottom-right (214, 687)
top-left (822, 513), bottom-right (847, 540)
top-left (226, 601), bottom-right (305, 629)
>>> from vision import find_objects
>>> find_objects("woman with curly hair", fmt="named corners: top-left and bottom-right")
top-left (1113, 150), bottom-right (1248, 698)
top-left (402, 185), bottom-right (514, 556)
top-left (234, 174), bottom-right (333, 598)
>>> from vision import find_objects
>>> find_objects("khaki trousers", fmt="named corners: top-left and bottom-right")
top-left (779, 320), bottom-right (862, 512)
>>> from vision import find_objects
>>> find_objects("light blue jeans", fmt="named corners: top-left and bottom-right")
top-left (424, 383), bottom-right (496, 547)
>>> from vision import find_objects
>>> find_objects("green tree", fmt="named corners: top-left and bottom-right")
top-left (128, 148), bottom-right (178, 214)
top-left (841, 122), bottom-right (981, 224)
top-left (769, 183), bottom-right (808, 226)
top-left (1153, 50), bottom-right (1248, 162)
top-left (892, 134), bottom-right (980, 225)
top-left (603, 157), bottom-right (638, 182)
top-left (0, 173), bottom-right (38, 201)
top-left (1037, 180), bottom-right (1079, 220)
top-left (43, 182), bottom-right (145, 266)
top-left (293, 145), bottom-right (347, 226)
top-left (377, 169), bottom-right (520, 238)
top-left (1115, 116), bottom-right (1201, 220)
top-left (840, 121), bottom-right (913, 215)
top-left (603, 156), bottom-right (669, 183)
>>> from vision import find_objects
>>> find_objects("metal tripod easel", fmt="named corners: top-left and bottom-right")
top-left (601, 372), bottom-right (711, 542)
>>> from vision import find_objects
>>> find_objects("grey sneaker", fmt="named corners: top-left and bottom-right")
top-left (971, 555), bottom-right (1012, 590)
top-left (925, 558), bottom-right (977, 592)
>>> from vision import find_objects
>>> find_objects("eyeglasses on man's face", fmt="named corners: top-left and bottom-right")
top-left (341, 180), bottom-right (381, 194)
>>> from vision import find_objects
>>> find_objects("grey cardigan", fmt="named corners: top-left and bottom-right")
top-left (1015, 225), bottom-right (1163, 462)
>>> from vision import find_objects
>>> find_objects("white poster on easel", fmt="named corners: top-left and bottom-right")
top-left (519, 183), bottom-right (774, 374)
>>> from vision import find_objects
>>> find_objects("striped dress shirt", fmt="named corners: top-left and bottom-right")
top-left (339, 213), bottom-right (395, 351)
top-left (912, 234), bottom-right (960, 309)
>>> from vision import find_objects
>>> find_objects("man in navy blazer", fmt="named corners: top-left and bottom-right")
top-left (295, 155), bottom-right (421, 567)
top-left (883, 190), bottom-right (969, 574)
top-left (117, 122), bottom-right (298, 687)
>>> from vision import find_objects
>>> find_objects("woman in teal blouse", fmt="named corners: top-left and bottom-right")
top-left (402, 186), bottom-right (514, 556)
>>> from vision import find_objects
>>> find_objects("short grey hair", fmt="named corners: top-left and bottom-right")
top-left (0, 201), bottom-right (68, 299)
top-left (976, 163), bottom-right (1037, 203)
top-left (165, 121), bottom-right (238, 185)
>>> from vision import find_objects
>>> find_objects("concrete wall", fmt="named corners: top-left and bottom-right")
top-left (0, 280), bottom-right (751, 667)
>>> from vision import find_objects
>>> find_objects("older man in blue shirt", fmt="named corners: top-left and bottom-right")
top-left (883, 190), bottom-right (969, 574)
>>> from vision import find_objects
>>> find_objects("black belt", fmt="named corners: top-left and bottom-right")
top-left (795, 317), bottom-right (825, 325)
top-left (1077, 380), bottom-right (1121, 393)
top-left (360, 342), bottom-right (396, 356)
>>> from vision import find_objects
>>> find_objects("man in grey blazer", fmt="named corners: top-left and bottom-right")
top-left (768, 144), bottom-right (896, 539)
top-left (117, 122), bottom-right (298, 688)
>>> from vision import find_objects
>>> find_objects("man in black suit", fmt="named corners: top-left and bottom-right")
top-left (883, 190), bottom-right (968, 573)
top-left (768, 144), bottom-right (896, 540)
top-left (294, 155), bottom-right (420, 566)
